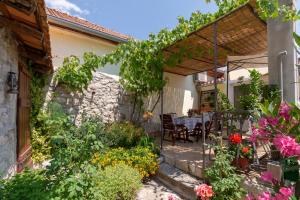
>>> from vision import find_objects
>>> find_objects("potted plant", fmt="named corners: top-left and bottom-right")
top-left (238, 145), bottom-right (253, 170)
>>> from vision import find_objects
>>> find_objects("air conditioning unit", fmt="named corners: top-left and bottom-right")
top-left (193, 72), bottom-right (207, 82)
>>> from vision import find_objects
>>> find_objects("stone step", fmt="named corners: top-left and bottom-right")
top-left (162, 153), bottom-right (207, 179)
top-left (157, 162), bottom-right (203, 200)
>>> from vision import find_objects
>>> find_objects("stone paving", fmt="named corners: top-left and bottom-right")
top-left (136, 179), bottom-right (183, 200)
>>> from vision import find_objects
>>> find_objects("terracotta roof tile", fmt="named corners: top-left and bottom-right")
top-left (46, 7), bottom-right (130, 41)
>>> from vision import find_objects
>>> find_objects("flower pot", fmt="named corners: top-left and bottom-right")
top-left (232, 157), bottom-right (249, 171)
top-left (238, 157), bottom-right (249, 171)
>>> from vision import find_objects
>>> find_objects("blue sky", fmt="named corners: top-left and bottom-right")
top-left (46, 0), bottom-right (299, 39)
top-left (46, 0), bottom-right (218, 39)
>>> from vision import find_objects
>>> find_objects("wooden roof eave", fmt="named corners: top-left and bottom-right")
top-left (0, 0), bottom-right (53, 73)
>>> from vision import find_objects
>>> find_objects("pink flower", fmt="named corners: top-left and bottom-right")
top-left (195, 184), bottom-right (213, 200)
top-left (273, 134), bottom-right (300, 157)
top-left (260, 171), bottom-right (274, 183)
top-left (279, 102), bottom-right (291, 121)
top-left (279, 187), bottom-right (293, 197)
top-left (245, 194), bottom-right (254, 200)
top-left (258, 192), bottom-right (272, 200)
top-left (267, 117), bottom-right (279, 127)
top-left (249, 127), bottom-right (271, 143)
top-left (259, 118), bottom-right (268, 128)
top-left (168, 194), bottom-right (177, 200)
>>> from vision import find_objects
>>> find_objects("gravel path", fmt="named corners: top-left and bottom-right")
top-left (136, 179), bottom-right (183, 200)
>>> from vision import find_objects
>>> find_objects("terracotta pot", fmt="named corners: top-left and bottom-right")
top-left (238, 157), bottom-right (249, 171)
top-left (232, 157), bottom-right (249, 171)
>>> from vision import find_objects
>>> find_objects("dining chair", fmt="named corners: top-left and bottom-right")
top-left (160, 114), bottom-right (188, 145)
top-left (193, 122), bottom-right (203, 142)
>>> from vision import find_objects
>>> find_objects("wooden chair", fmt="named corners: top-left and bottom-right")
top-left (160, 114), bottom-right (188, 145)
top-left (193, 122), bottom-right (203, 142)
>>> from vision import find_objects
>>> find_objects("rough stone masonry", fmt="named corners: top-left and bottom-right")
top-left (0, 27), bottom-right (18, 178)
top-left (49, 71), bottom-right (132, 124)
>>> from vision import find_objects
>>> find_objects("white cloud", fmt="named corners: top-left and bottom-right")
top-left (45, 0), bottom-right (89, 15)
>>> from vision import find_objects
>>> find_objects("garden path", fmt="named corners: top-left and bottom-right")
top-left (136, 179), bottom-right (183, 200)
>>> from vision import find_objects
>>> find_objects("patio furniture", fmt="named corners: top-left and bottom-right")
top-left (193, 122), bottom-right (203, 142)
top-left (160, 114), bottom-right (188, 145)
top-left (174, 115), bottom-right (210, 132)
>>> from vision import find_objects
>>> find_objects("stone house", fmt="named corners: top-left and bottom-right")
top-left (46, 8), bottom-right (199, 129)
top-left (0, 0), bottom-right (52, 177)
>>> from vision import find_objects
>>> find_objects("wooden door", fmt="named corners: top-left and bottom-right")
top-left (17, 63), bottom-right (32, 172)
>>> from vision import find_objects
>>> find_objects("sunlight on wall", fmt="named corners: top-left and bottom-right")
top-left (148, 72), bottom-right (198, 123)
top-left (49, 26), bottom-right (120, 79)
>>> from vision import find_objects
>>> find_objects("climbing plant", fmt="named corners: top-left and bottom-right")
top-left (54, 0), bottom-right (299, 118)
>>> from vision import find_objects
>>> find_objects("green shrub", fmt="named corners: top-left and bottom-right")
top-left (48, 116), bottom-right (107, 178)
top-left (205, 149), bottom-right (246, 200)
top-left (50, 163), bottom-right (99, 200)
top-left (31, 102), bottom-right (74, 163)
top-left (138, 135), bottom-right (160, 155)
top-left (92, 147), bottom-right (159, 178)
top-left (0, 169), bottom-right (50, 200)
top-left (105, 122), bottom-right (145, 148)
top-left (92, 164), bottom-right (142, 200)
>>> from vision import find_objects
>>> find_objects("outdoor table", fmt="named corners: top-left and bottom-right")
top-left (173, 115), bottom-right (211, 132)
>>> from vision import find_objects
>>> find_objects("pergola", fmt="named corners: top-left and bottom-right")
top-left (160, 2), bottom-right (268, 170)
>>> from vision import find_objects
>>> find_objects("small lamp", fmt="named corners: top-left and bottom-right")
top-left (7, 72), bottom-right (18, 94)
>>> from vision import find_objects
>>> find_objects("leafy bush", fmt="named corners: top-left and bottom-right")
top-left (0, 169), bottom-right (50, 200)
top-left (205, 149), bottom-right (246, 200)
top-left (239, 69), bottom-right (264, 111)
top-left (31, 102), bottom-right (74, 163)
top-left (92, 164), bottom-right (142, 200)
top-left (48, 116), bottom-right (107, 178)
top-left (92, 147), bottom-right (159, 178)
top-left (50, 163), bottom-right (100, 200)
top-left (138, 135), bottom-right (160, 155)
top-left (105, 122), bottom-right (145, 148)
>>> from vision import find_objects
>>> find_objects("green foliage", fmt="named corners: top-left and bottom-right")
top-left (105, 122), bottom-right (145, 148)
top-left (205, 149), bottom-right (246, 200)
top-left (48, 114), bottom-right (106, 178)
top-left (91, 164), bottom-right (142, 200)
top-left (50, 163), bottom-right (100, 200)
top-left (0, 169), bottom-right (50, 200)
top-left (138, 135), bottom-right (160, 155)
top-left (53, 0), bottom-right (248, 100)
top-left (92, 147), bottom-right (159, 178)
top-left (261, 84), bottom-right (280, 103)
top-left (218, 90), bottom-right (233, 112)
top-left (256, 0), bottom-right (300, 21)
top-left (31, 102), bottom-right (73, 163)
top-left (29, 70), bottom-right (50, 163)
top-left (239, 69), bottom-right (264, 111)
top-left (54, 53), bottom-right (101, 91)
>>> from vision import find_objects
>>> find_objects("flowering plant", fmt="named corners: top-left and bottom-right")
top-left (240, 145), bottom-right (253, 159)
top-left (143, 111), bottom-right (153, 121)
top-left (250, 101), bottom-right (300, 159)
top-left (194, 184), bottom-right (214, 200)
top-left (245, 171), bottom-right (297, 200)
top-left (229, 133), bottom-right (242, 145)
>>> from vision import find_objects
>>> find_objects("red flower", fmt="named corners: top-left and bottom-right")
top-left (242, 147), bottom-right (249, 153)
top-left (229, 133), bottom-right (242, 144)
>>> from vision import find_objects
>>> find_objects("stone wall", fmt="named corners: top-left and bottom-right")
top-left (48, 72), bottom-right (132, 124)
top-left (0, 27), bottom-right (18, 178)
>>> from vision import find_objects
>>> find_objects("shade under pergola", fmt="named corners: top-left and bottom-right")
top-left (163, 3), bottom-right (267, 76)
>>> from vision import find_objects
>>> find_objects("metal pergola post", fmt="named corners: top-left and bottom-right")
top-left (160, 86), bottom-right (164, 150)
top-left (213, 22), bottom-right (218, 130)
